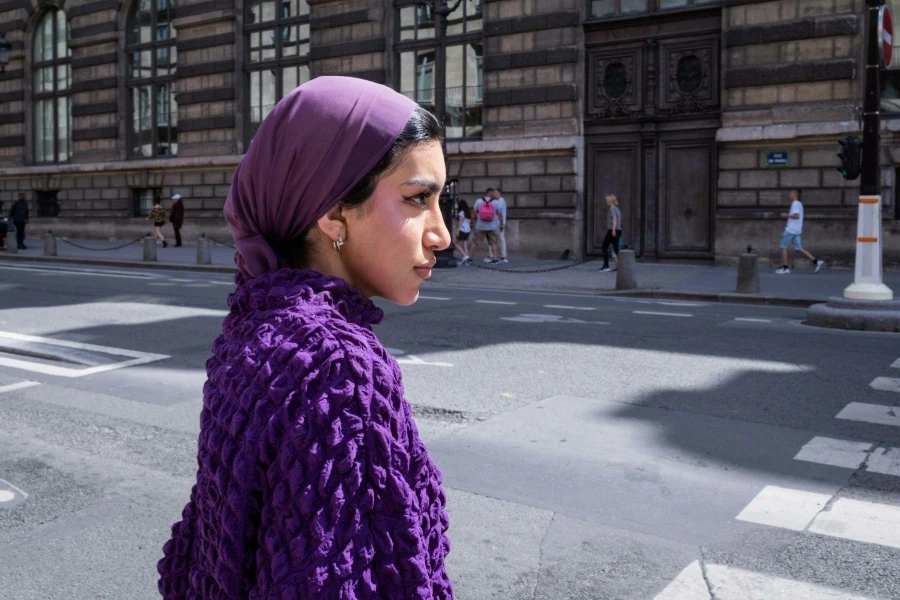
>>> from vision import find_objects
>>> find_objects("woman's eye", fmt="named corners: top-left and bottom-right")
top-left (405, 193), bottom-right (429, 207)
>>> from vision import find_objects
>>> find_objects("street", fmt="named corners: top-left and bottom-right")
top-left (0, 262), bottom-right (898, 599)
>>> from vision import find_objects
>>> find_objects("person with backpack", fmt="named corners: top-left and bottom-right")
top-left (469, 187), bottom-right (501, 264)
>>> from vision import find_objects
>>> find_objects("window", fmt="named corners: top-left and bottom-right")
top-left (37, 191), bottom-right (61, 217)
top-left (32, 10), bottom-right (71, 164)
top-left (126, 0), bottom-right (177, 157)
top-left (133, 188), bottom-right (160, 217)
top-left (245, 0), bottom-right (311, 142)
top-left (395, 0), bottom-right (483, 139)
top-left (589, 0), bottom-right (717, 19)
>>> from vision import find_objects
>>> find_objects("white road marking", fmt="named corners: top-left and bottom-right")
top-left (836, 402), bottom-right (900, 427)
top-left (867, 447), bottom-right (900, 477)
top-left (0, 478), bottom-right (27, 506)
top-left (501, 313), bottom-right (609, 325)
top-left (633, 311), bottom-right (693, 318)
top-left (809, 497), bottom-right (900, 550)
top-left (168, 278), bottom-right (195, 282)
top-left (0, 330), bottom-right (169, 378)
top-left (735, 485), bottom-right (833, 531)
top-left (892, 358), bottom-right (900, 369)
top-left (419, 295), bottom-right (451, 301)
top-left (543, 305), bottom-right (597, 311)
top-left (395, 354), bottom-right (453, 367)
top-left (653, 560), bottom-right (711, 600)
top-left (475, 300), bottom-right (517, 305)
top-left (704, 563), bottom-right (877, 600)
top-left (0, 264), bottom-right (153, 280)
top-left (869, 377), bottom-right (900, 393)
top-left (735, 317), bottom-right (773, 323)
top-left (0, 381), bottom-right (41, 394)
top-left (208, 280), bottom-right (236, 286)
top-left (146, 282), bottom-right (175, 287)
top-left (794, 436), bottom-right (873, 469)
top-left (657, 301), bottom-right (706, 307)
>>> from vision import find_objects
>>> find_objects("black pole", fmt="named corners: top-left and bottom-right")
top-left (862, 0), bottom-right (884, 196)
top-left (432, 0), bottom-right (457, 267)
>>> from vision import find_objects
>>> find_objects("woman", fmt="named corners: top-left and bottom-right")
top-left (0, 201), bottom-right (7, 251)
top-left (599, 194), bottom-right (622, 272)
top-left (149, 197), bottom-right (168, 248)
top-left (455, 198), bottom-right (472, 265)
top-left (157, 77), bottom-right (454, 599)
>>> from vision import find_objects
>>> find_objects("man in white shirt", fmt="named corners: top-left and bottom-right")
top-left (491, 188), bottom-right (508, 263)
top-left (776, 189), bottom-right (824, 274)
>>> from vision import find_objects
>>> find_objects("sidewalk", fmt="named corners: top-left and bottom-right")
top-left (2, 236), bottom-right (898, 306)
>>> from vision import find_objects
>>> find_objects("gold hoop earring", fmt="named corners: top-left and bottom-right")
top-left (333, 236), bottom-right (344, 252)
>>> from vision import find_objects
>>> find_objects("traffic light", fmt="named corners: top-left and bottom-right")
top-left (837, 136), bottom-right (862, 180)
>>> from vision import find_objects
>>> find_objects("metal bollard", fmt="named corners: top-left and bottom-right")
top-left (196, 235), bottom-right (211, 265)
top-left (615, 249), bottom-right (638, 290)
top-left (143, 235), bottom-right (157, 262)
top-left (736, 248), bottom-right (760, 294)
top-left (43, 231), bottom-right (57, 257)
top-left (6, 223), bottom-right (16, 253)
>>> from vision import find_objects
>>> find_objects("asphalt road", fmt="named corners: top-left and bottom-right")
top-left (0, 261), bottom-right (898, 599)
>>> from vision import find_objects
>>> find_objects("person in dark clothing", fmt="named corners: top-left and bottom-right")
top-left (0, 201), bottom-right (7, 251)
top-left (169, 193), bottom-right (185, 247)
top-left (9, 193), bottom-right (28, 250)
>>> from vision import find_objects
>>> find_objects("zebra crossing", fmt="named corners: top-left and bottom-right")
top-left (656, 356), bottom-right (900, 599)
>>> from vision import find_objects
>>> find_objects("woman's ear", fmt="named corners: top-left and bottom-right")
top-left (315, 203), bottom-right (346, 244)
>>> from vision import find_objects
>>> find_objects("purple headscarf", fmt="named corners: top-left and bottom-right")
top-left (224, 76), bottom-right (418, 279)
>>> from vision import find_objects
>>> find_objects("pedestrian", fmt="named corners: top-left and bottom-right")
top-left (9, 193), bottom-right (28, 250)
top-left (456, 198), bottom-right (472, 264)
top-left (168, 193), bottom-right (184, 247)
top-left (0, 201), bottom-right (7, 251)
top-left (599, 194), bottom-right (622, 272)
top-left (492, 187), bottom-right (508, 263)
top-left (149, 196), bottom-right (168, 248)
top-left (469, 187), bottom-right (501, 263)
top-left (157, 77), bottom-right (454, 599)
top-left (775, 189), bottom-right (824, 274)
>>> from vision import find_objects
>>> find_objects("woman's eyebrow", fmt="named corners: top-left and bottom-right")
top-left (402, 178), bottom-right (442, 195)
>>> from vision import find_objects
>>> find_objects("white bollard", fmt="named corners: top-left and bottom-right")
top-left (844, 194), bottom-right (893, 300)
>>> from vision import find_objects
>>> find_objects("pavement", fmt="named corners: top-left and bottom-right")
top-left (0, 262), bottom-right (899, 599)
top-left (4, 235), bottom-right (900, 306)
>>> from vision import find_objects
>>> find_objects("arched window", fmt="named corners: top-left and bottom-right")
top-left (245, 0), bottom-right (310, 143)
top-left (126, 0), bottom-right (177, 157)
top-left (32, 9), bottom-right (72, 163)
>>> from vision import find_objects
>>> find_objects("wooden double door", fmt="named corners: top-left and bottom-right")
top-left (584, 9), bottom-right (721, 260)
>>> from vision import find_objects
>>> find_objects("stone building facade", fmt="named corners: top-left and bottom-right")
top-left (0, 0), bottom-right (897, 264)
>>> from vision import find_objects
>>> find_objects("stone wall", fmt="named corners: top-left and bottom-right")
top-left (716, 0), bottom-right (899, 266)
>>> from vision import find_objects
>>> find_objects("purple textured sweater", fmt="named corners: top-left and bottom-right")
top-left (158, 269), bottom-right (453, 599)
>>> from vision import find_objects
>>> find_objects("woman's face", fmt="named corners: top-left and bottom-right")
top-left (342, 140), bottom-right (450, 305)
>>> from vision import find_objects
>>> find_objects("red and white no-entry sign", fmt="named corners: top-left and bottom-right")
top-left (879, 5), bottom-right (893, 68)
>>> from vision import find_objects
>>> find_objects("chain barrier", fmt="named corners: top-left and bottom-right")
top-left (58, 235), bottom-right (147, 252)
top-left (206, 235), bottom-right (236, 249)
top-left (462, 258), bottom-right (596, 274)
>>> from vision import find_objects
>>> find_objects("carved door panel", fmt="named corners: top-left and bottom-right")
top-left (586, 140), bottom-right (640, 256)
top-left (659, 135), bottom-right (715, 255)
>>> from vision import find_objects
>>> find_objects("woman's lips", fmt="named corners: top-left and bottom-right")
top-left (414, 267), bottom-right (432, 280)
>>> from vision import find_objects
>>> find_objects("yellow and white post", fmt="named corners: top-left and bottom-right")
top-left (843, 195), bottom-right (893, 300)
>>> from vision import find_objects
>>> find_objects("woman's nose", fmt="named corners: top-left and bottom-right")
top-left (425, 205), bottom-right (451, 252)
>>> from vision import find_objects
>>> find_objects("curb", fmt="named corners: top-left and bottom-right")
top-left (600, 289), bottom-right (822, 308)
top-left (0, 253), bottom-right (237, 274)
top-left (0, 253), bottom-right (824, 307)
